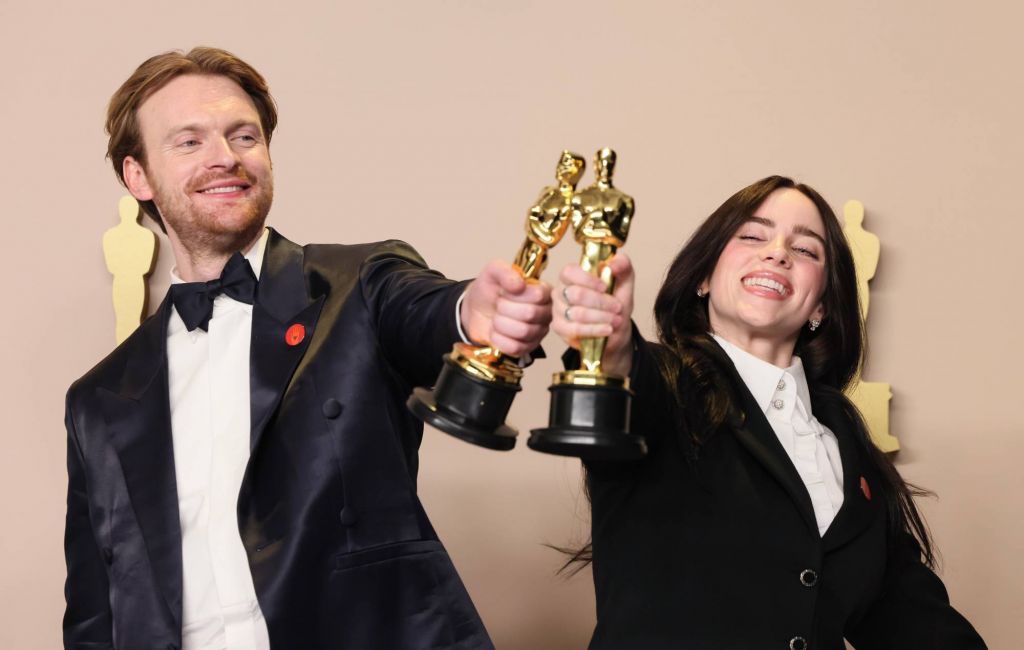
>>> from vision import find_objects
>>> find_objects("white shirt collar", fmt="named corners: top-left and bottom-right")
top-left (712, 334), bottom-right (813, 417)
top-left (170, 227), bottom-right (270, 285)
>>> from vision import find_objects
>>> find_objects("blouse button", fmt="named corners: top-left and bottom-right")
top-left (799, 569), bottom-right (818, 587)
top-left (772, 399), bottom-right (784, 410)
top-left (789, 637), bottom-right (807, 650)
top-left (777, 379), bottom-right (786, 391)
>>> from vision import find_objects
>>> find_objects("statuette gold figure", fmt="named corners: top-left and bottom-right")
top-left (514, 150), bottom-right (587, 279)
top-left (570, 147), bottom-right (634, 373)
top-left (103, 195), bottom-right (158, 344)
top-left (843, 199), bottom-right (899, 452)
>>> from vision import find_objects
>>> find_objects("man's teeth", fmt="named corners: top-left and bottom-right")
top-left (201, 185), bottom-right (244, 194)
top-left (743, 277), bottom-right (787, 295)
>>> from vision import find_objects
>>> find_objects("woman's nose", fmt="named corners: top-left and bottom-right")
top-left (760, 237), bottom-right (791, 267)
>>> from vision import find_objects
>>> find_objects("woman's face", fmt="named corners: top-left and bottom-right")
top-left (702, 188), bottom-right (828, 357)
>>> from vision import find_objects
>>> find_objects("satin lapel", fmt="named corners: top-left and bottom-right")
top-left (704, 339), bottom-right (818, 535)
top-left (249, 229), bottom-right (325, 453)
top-left (816, 394), bottom-right (878, 551)
top-left (98, 295), bottom-right (182, 628)
top-left (731, 389), bottom-right (819, 535)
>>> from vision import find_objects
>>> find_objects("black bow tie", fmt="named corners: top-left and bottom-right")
top-left (170, 252), bottom-right (258, 332)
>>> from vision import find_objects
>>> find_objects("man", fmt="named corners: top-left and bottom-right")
top-left (64, 47), bottom-right (551, 649)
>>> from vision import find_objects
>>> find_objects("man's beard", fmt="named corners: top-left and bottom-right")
top-left (154, 169), bottom-right (274, 257)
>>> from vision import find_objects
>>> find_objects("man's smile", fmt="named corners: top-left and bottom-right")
top-left (193, 177), bottom-right (253, 197)
top-left (199, 185), bottom-right (247, 194)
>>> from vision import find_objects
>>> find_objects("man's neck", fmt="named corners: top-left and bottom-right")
top-left (168, 229), bottom-right (264, 282)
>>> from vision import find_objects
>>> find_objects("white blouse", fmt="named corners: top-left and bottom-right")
top-left (713, 335), bottom-right (845, 536)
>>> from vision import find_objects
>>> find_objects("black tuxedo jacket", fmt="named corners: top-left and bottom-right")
top-left (584, 336), bottom-right (986, 650)
top-left (64, 230), bottom-right (493, 649)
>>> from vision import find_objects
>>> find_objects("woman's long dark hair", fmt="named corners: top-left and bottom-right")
top-left (559, 175), bottom-right (934, 573)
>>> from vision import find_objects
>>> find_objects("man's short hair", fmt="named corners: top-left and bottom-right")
top-left (106, 46), bottom-right (278, 230)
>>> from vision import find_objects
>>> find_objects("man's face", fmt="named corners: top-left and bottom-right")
top-left (124, 74), bottom-right (273, 255)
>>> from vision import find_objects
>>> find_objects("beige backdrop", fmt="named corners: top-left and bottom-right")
top-left (1, 1), bottom-right (1021, 647)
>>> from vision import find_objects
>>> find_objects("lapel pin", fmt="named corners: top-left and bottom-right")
top-left (860, 476), bottom-right (872, 501)
top-left (286, 323), bottom-right (305, 346)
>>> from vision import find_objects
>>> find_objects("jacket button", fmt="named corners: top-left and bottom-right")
top-left (322, 399), bottom-right (343, 419)
top-left (789, 637), bottom-right (807, 650)
top-left (339, 507), bottom-right (358, 526)
top-left (799, 569), bottom-right (818, 587)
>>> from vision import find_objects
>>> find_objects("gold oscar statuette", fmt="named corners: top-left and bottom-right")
top-left (103, 195), bottom-right (158, 344)
top-left (843, 199), bottom-right (899, 452)
top-left (407, 151), bottom-right (587, 450)
top-left (529, 149), bottom-right (647, 460)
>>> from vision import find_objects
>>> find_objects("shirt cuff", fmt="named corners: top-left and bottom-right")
top-left (455, 291), bottom-right (472, 345)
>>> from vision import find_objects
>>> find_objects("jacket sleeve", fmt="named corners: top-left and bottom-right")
top-left (845, 532), bottom-right (987, 649)
top-left (63, 392), bottom-right (114, 649)
top-left (577, 326), bottom-right (678, 477)
top-left (624, 333), bottom-right (679, 453)
top-left (358, 240), bottom-right (469, 389)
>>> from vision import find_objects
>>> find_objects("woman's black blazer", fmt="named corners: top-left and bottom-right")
top-left (584, 336), bottom-right (986, 650)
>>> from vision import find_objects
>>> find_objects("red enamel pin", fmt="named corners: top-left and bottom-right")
top-left (285, 323), bottom-right (305, 346)
top-left (860, 476), bottom-right (872, 501)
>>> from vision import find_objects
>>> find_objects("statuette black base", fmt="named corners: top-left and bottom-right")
top-left (528, 380), bottom-right (646, 460)
top-left (407, 355), bottom-right (519, 451)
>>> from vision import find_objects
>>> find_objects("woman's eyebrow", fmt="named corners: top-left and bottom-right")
top-left (793, 224), bottom-right (826, 245)
top-left (747, 216), bottom-right (825, 245)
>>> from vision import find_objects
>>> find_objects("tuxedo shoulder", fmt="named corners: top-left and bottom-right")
top-left (301, 239), bottom-right (429, 269)
top-left (298, 240), bottom-right (438, 293)
top-left (66, 309), bottom-right (164, 404)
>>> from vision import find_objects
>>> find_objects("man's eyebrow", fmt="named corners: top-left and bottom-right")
top-left (164, 123), bottom-right (202, 138)
top-left (747, 216), bottom-right (826, 245)
top-left (163, 120), bottom-right (262, 141)
top-left (225, 118), bottom-right (262, 133)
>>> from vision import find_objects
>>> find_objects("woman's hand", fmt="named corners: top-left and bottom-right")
top-left (552, 252), bottom-right (635, 377)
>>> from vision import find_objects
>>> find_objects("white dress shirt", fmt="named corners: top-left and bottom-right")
top-left (713, 335), bottom-right (845, 536)
top-left (167, 228), bottom-right (271, 650)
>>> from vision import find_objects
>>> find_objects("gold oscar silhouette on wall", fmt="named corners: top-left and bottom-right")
top-left (103, 195), bottom-right (158, 344)
top-left (843, 199), bottom-right (899, 452)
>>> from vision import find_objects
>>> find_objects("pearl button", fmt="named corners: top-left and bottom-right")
top-left (772, 399), bottom-right (784, 410)
top-left (777, 379), bottom-right (786, 391)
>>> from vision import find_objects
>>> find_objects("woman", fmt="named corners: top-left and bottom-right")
top-left (552, 176), bottom-right (986, 649)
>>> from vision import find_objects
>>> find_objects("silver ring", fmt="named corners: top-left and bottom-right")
top-left (562, 286), bottom-right (571, 305)
top-left (564, 306), bottom-right (572, 322)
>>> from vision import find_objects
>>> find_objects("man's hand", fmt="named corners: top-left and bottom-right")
top-left (460, 260), bottom-right (552, 357)
top-left (552, 253), bottom-right (634, 377)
